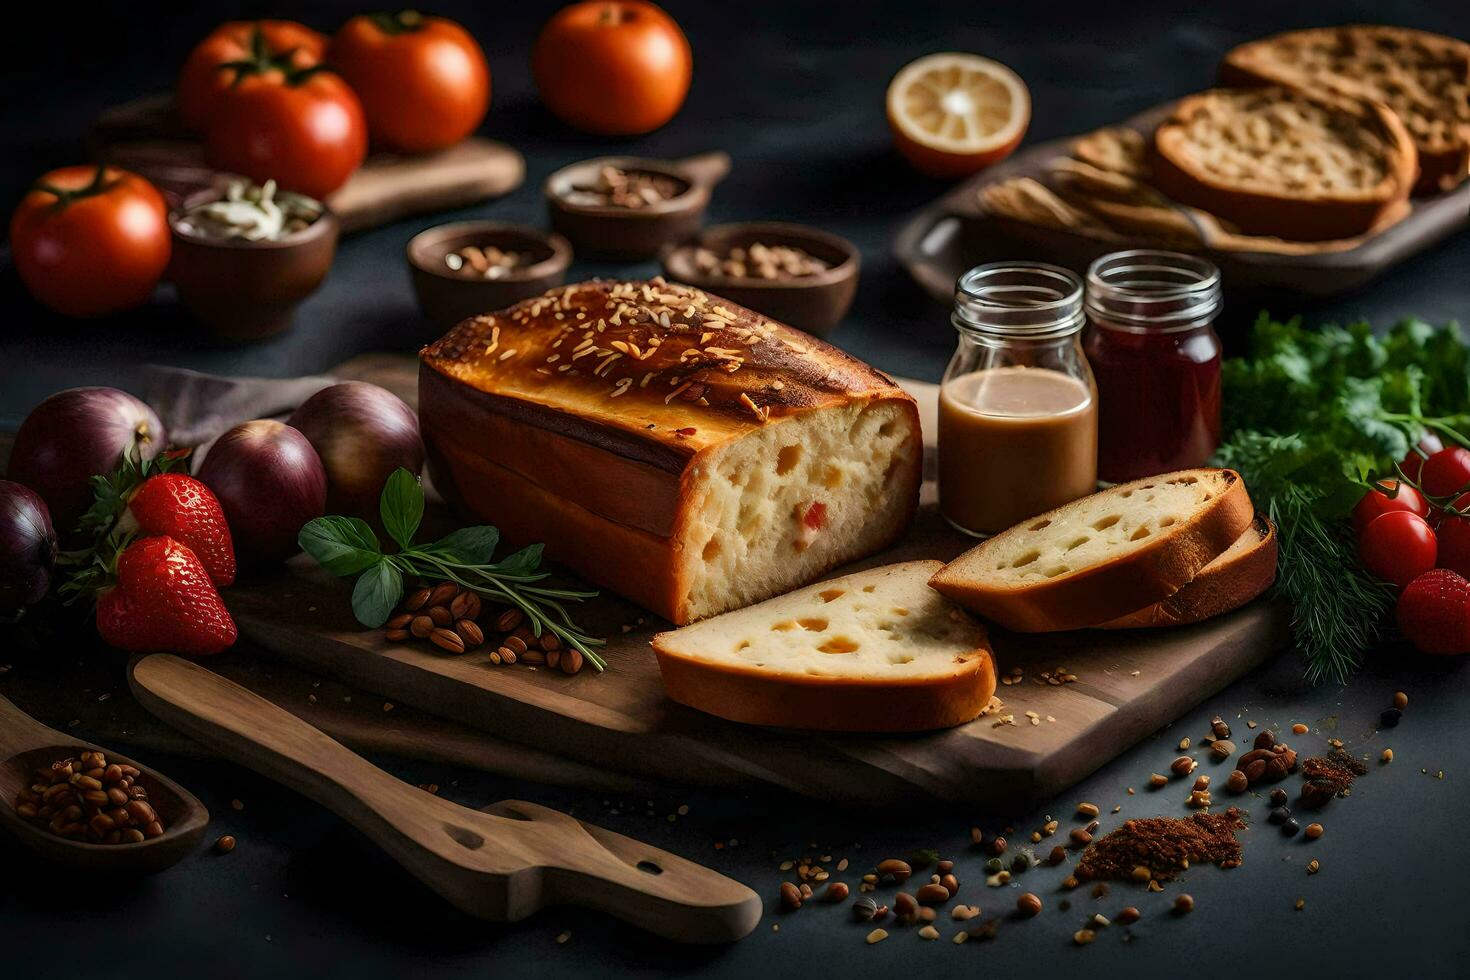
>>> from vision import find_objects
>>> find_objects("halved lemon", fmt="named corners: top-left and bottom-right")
top-left (887, 53), bottom-right (1031, 179)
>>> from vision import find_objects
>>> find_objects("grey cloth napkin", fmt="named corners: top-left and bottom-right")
top-left (141, 365), bottom-right (338, 461)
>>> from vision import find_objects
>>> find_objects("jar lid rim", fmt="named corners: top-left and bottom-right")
top-left (954, 262), bottom-right (1086, 336)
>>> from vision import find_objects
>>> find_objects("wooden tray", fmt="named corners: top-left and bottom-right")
top-left (216, 360), bottom-right (1289, 808)
top-left (893, 102), bottom-right (1470, 309)
top-left (90, 94), bottom-right (524, 234)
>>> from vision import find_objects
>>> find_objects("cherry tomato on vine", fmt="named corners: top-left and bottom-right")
top-left (205, 68), bottom-right (367, 200)
top-left (1353, 479), bottom-right (1430, 534)
top-left (177, 20), bottom-right (327, 131)
top-left (1420, 447), bottom-right (1470, 499)
top-left (1400, 433), bottom-right (1444, 482)
top-left (330, 11), bottom-right (490, 153)
top-left (1436, 493), bottom-right (1470, 579)
top-left (1358, 511), bottom-right (1437, 590)
top-left (533, 0), bottom-right (692, 135)
top-left (9, 166), bottom-right (170, 318)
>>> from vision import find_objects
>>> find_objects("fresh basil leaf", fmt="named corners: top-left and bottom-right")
top-left (423, 525), bottom-right (500, 565)
top-left (495, 543), bottom-right (544, 577)
top-left (380, 468), bottom-right (424, 551)
top-left (299, 516), bottom-right (383, 576)
top-left (351, 560), bottom-right (402, 628)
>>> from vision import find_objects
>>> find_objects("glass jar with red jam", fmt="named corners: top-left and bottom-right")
top-left (1083, 250), bottom-right (1222, 484)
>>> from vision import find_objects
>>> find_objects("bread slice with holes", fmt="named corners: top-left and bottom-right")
top-left (651, 561), bottom-right (996, 732)
top-left (1101, 514), bottom-right (1278, 629)
top-left (929, 469), bottom-right (1254, 633)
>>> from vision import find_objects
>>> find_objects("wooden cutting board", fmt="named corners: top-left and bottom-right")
top-left (893, 101), bottom-right (1470, 311)
top-left (90, 94), bottom-right (524, 233)
top-left (222, 357), bottom-right (1290, 808)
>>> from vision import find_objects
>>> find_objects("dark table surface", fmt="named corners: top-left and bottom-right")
top-left (2, 1), bottom-right (1468, 977)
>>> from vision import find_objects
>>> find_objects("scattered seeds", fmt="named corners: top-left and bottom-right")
top-left (1173, 894), bottom-right (1194, 915)
top-left (1074, 929), bottom-right (1096, 945)
top-left (865, 928), bottom-right (888, 945)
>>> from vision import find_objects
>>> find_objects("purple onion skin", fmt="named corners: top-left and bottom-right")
top-left (288, 382), bottom-right (425, 522)
top-left (0, 480), bottom-right (58, 611)
top-left (197, 420), bottom-right (327, 566)
top-left (8, 387), bottom-right (165, 535)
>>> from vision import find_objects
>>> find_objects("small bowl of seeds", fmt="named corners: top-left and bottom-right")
top-left (660, 222), bottom-right (860, 336)
top-left (407, 221), bottom-right (573, 329)
top-left (545, 152), bottom-right (730, 259)
top-left (169, 178), bottom-right (339, 343)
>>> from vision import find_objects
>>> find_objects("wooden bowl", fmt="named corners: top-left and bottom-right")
top-left (545, 152), bottom-right (730, 259)
top-left (660, 222), bottom-right (861, 336)
top-left (407, 221), bottom-right (572, 331)
top-left (168, 202), bottom-right (338, 343)
top-left (0, 695), bottom-right (209, 875)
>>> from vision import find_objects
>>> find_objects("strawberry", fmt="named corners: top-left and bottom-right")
top-left (96, 536), bottom-right (237, 656)
top-left (1396, 568), bottom-right (1470, 656)
top-left (119, 474), bottom-right (235, 586)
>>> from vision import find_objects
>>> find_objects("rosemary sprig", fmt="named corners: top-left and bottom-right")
top-left (298, 469), bottom-right (607, 671)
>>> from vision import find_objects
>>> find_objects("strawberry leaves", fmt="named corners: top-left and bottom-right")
top-left (298, 468), bottom-right (606, 670)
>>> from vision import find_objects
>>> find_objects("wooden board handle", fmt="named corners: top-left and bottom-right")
top-left (128, 655), bottom-right (760, 942)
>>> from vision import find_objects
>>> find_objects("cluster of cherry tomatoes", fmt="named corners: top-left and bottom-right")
top-left (1353, 441), bottom-right (1470, 655)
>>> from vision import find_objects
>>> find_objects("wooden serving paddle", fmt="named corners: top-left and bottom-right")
top-left (128, 654), bottom-right (761, 943)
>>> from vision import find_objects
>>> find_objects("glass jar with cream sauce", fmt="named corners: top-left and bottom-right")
top-left (938, 262), bottom-right (1099, 537)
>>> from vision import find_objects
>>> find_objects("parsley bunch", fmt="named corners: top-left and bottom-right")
top-left (1215, 314), bottom-right (1470, 683)
top-left (299, 469), bottom-right (607, 671)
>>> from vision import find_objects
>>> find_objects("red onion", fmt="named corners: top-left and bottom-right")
top-left (197, 419), bottom-right (327, 566)
top-left (0, 480), bottom-right (57, 611)
top-left (8, 387), bottom-right (165, 534)
top-left (287, 382), bottom-right (424, 522)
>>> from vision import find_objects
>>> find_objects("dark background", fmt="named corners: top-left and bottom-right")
top-left (2, 2), bottom-right (1468, 977)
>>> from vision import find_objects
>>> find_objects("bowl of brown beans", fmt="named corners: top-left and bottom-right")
top-left (407, 221), bottom-right (573, 330)
top-left (660, 222), bottom-right (861, 336)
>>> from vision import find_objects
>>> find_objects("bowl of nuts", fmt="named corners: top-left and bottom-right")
top-left (660, 222), bottom-right (861, 336)
top-left (545, 152), bottom-right (730, 259)
top-left (407, 221), bottom-right (573, 330)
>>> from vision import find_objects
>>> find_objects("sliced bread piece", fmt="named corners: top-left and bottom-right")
top-left (651, 561), bottom-right (995, 733)
top-left (929, 469), bottom-right (1253, 633)
top-left (1150, 87), bottom-right (1418, 241)
top-left (1101, 514), bottom-right (1278, 629)
top-left (1221, 25), bottom-right (1470, 194)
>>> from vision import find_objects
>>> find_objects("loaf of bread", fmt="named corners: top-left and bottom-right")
top-left (1222, 25), bottom-right (1470, 194)
top-left (419, 279), bottom-right (922, 625)
top-left (1101, 515), bottom-right (1277, 629)
top-left (1150, 87), bottom-right (1418, 241)
top-left (929, 469), bottom-right (1253, 632)
top-left (651, 561), bottom-right (996, 732)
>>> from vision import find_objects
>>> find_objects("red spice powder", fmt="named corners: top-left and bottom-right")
top-left (1076, 807), bottom-right (1247, 881)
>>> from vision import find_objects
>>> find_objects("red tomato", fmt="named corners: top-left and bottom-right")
top-left (1396, 568), bottom-right (1470, 656)
top-left (1420, 447), bottom-right (1470, 499)
top-left (1359, 511), bottom-right (1437, 590)
top-left (9, 166), bottom-right (170, 318)
top-left (1353, 480), bottom-right (1430, 533)
top-left (533, 1), bottom-right (692, 135)
top-left (330, 12), bottom-right (490, 153)
top-left (1401, 433), bottom-right (1445, 481)
top-left (1437, 493), bottom-right (1470, 578)
top-left (177, 20), bottom-right (327, 131)
top-left (205, 70), bottom-right (368, 200)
